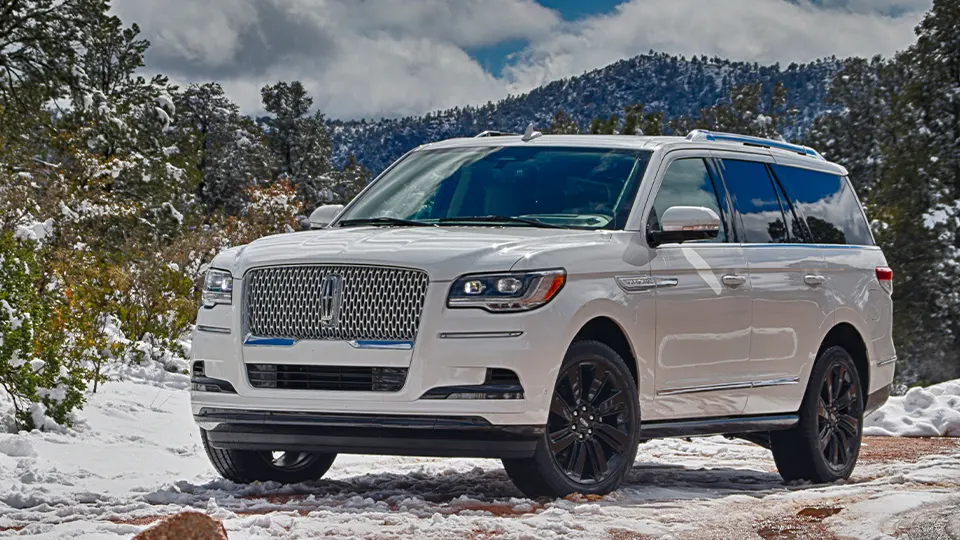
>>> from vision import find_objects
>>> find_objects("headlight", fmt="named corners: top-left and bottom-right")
top-left (202, 269), bottom-right (233, 308)
top-left (447, 269), bottom-right (566, 312)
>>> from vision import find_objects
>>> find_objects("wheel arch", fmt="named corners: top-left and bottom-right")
top-left (571, 316), bottom-right (639, 388)
top-left (819, 322), bottom-right (870, 395)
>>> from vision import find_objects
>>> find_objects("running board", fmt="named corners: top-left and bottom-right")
top-left (639, 413), bottom-right (799, 438)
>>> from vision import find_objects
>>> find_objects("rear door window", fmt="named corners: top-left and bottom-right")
top-left (717, 159), bottom-right (790, 244)
top-left (771, 165), bottom-right (874, 246)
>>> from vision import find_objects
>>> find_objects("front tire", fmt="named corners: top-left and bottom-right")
top-left (503, 340), bottom-right (641, 498)
top-left (200, 430), bottom-right (337, 484)
top-left (770, 346), bottom-right (864, 483)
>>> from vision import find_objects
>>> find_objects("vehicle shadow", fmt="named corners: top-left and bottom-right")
top-left (160, 460), bottom-right (798, 516)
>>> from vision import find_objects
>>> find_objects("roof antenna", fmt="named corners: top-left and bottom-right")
top-left (521, 123), bottom-right (542, 142)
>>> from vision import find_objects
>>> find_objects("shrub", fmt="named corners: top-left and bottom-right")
top-left (0, 233), bottom-right (87, 431)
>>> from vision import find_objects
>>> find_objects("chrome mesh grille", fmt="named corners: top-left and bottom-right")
top-left (244, 265), bottom-right (429, 341)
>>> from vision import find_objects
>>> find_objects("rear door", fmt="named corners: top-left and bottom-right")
top-left (647, 152), bottom-right (752, 419)
top-left (714, 155), bottom-right (830, 415)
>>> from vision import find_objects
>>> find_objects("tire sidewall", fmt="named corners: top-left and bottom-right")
top-left (799, 346), bottom-right (864, 481)
top-left (532, 340), bottom-right (641, 496)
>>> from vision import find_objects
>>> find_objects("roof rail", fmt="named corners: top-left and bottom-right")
top-left (475, 130), bottom-right (518, 138)
top-left (686, 129), bottom-right (823, 160)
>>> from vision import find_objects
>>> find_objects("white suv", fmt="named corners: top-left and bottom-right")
top-left (191, 129), bottom-right (896, 498)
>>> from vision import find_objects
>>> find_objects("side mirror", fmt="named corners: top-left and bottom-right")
top-left (648, 206), bottom-right (721, 246)
top-left (308, 204), bottom-right (344, 229)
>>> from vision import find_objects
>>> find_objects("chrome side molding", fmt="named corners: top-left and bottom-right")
top-left (657, 377), bottom-right (800, 396)
top-left (877, 355), bottom-right (898, 366)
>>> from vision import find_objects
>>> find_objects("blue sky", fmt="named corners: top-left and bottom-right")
top-left (469, 0), bottom-right (625, 76)
top-left (113, 0), bottom-right (933, 119)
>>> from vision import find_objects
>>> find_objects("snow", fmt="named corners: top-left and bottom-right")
top-left (14, 219), bottom-right (54, 244)
top-left (0, 375), bottom-right (955, 538)
top-left (865, 379), bottom-right (960, 437)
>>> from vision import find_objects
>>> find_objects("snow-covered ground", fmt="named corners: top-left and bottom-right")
top-left (0, 371), bottom-right (957, 539)
top-left (865, 379), bottom-right (960, 437)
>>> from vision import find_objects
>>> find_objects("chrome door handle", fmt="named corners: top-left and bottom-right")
top-left (721, 274), bottom-right (747, 288)
top-left (804, 274), bottom-right (826, 287)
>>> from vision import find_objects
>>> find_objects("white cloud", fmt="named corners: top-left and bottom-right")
top-left (502, 0), bottom-right (928, 91)
top-left (111, 0), bottom-right (931, 119)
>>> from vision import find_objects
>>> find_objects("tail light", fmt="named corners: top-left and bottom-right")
top-left (876, 266), bottom-right (893, 295)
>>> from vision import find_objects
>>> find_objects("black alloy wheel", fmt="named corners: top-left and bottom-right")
top-left (817, 362), bottom-right (862, 472)
top-left (548, 359), bottom-right (632, 484)
top-left (770, 345), bottom-right (864, 483)
top-left (502, 340), bottom-right (640, 498)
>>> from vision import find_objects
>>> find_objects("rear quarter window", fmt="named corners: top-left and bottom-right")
top-left (771, 165), bottom-right (874, 246)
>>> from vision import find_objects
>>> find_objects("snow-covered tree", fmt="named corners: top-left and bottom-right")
top-left (175, 83), bottom-right (272, 215)
top-left (672, 82), bottom-right (795, 139)
top-left (546, 110), bottom-right (580, 134)
top-left (260, 81), bottom-right (335, 207)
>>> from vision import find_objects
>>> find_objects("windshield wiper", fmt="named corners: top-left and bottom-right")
top-left (337, 217), bottom-right (436, 228)
top-left (437, 215), bottom-right (567, 229)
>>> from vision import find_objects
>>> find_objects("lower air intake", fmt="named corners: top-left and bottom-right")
top-left (247, 364), bottom-right (407, 392)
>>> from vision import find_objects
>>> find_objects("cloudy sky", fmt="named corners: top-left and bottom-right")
top-left (111, 0), bottom-right (932, 120)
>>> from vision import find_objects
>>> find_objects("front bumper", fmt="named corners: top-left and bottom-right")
top-left (190, 278), bottom-right (577, 427)
top-left (197, 408), bottom-right (542, 458)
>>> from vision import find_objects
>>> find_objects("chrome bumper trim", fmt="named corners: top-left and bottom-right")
top-left (197, 325), bottom-right (231, 335)
top-left (347, 340), bottom-right (415, 350)
top-left (438, 331), bottom-right (523, 339)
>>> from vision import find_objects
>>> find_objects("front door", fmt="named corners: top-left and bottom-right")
top-left (645, 154), bottom-right (753, 419)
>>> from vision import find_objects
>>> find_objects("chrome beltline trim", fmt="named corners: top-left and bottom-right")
top-left (657, 377), bottom-right (800, 396)
top-left (877, 355), bottom-right (898, 366)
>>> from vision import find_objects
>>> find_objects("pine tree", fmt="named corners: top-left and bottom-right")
top-left (672, 82), bottom-right (795, 139)
top-left (175, 83), bottom-right (272, 215)
top-left (260, 81), bottom-right (335, 207)
top-left (545, 110), bottom-right (580, 134)
top-left (0, 0), bottom-right (105, 108)
top-left (328, 154), bottom-right (369, 205)
top-left (587, 105), bottom-right (664, 135)
top-left (903, 0), bottom-right (960, 381)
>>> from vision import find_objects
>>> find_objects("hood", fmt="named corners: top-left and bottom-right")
top-left (227, 226), bottom-right (611, 281)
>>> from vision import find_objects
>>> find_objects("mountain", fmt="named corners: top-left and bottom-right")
top-left (329, 52), bottom-right (841, 174)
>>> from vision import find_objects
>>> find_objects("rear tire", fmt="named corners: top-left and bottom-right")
top-left (502, 340), bottom-right (641, 498)
top-left (200, 430), bottom-right (337, 484)
top-left (770, 346), bottom-right (864, 483)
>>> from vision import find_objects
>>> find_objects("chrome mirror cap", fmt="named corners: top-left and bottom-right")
top-left (660, 206), bottom-right (721, 233)
top-left (308, 204), bottom-right (345, 229)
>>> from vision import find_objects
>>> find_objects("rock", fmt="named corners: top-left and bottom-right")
top-left (133, 512), bottom-right (228, 540)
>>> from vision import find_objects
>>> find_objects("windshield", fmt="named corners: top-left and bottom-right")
top-left (337, 146), bottom-right (652, 229)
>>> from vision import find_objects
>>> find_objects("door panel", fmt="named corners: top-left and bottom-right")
top-left (743, 246), bottom-right (829, 414)
top-left (645, 154), bottom-right (751, 419)
top-left (651, 244), bottom-right (752, 418)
